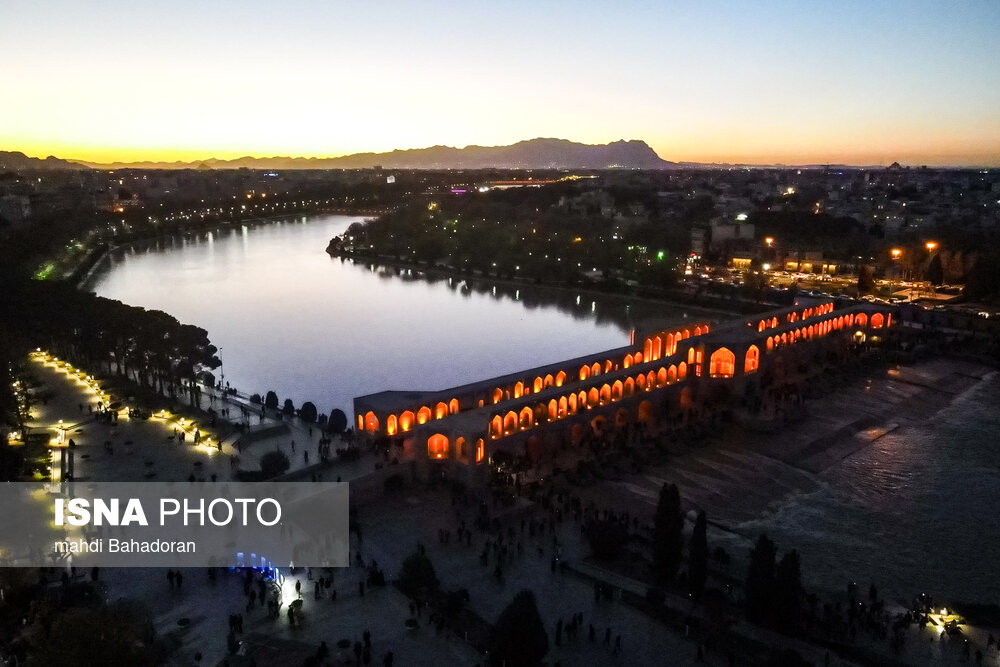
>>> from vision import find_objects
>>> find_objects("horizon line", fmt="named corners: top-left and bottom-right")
top-left (5, 141), bottom-right (998, 171)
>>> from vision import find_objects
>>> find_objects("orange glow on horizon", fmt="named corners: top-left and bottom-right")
top-left (2, 2), bottom-right (999, 168)
top-left (5, 127), bottom-right (1000, 168)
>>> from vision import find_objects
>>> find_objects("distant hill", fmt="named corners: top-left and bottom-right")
top-left (0, 151), bottom-right (89, 172)
top-left (71, 138), bottom-right (676, 171)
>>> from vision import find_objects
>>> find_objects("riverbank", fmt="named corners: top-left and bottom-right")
top-left (327, 248), bottom-right (755, 335)
top-left (75, 208), bottom-right (381, 290)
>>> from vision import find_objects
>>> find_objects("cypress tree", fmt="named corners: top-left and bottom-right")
top-left (688, 510), bottom-right (708, 596)
top-left (489, 589), bottom-right (548, 666)
top-left (653, 483), bottom-right (684, 584)
top-left (775, 550), bottom-right (803, 634)
top-left (745, 534), bottom-right (777, 624)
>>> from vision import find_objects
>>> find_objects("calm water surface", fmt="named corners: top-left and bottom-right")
top-left (89, 215), bottom-right (631, 415)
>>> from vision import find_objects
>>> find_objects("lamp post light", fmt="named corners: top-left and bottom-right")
top-left (890, 248), bottom-right (902, 299)
top-left (923, 241), bottom-right (938, 297)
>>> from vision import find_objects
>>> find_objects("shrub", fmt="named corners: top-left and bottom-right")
top-left (260, 450), bottom-right (290, 479)
top-left (398, 552), bottom-right (439, 599)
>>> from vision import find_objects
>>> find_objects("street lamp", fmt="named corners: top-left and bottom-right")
top-left (922, 242), bottom-right (939, 296)
top-left (890, 248), bottom-right (902, 298)
top-left (764, 237), bottom-right (774, 247)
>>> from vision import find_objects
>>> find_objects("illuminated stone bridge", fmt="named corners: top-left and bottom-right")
top-left (354, 300), bottom-right (896, 483)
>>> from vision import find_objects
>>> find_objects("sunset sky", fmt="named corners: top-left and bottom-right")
top-left (3, 0), bottom-right (999, 166)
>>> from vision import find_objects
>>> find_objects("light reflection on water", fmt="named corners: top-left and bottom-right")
top-left (89, 215), bottom-right (631, 416)
top-left (742, 374), bottom-right (1000, 604)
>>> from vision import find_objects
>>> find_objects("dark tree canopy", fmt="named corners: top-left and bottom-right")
top-left (264, 391), bottom-right (279, 409)
top-left (653, 483), bottom-right (684, 584)
top-left (926, 253), bottom-right (944, 286)
top-left (688, 510), bottom-right (708, 596)
top-left (774, 550), bottom-right (803, 634)
top-left (29, 599), bottom-right (158, 667)
top-left (282, 398), bottom-right (295, 416)
top-left (745, 534), bottom-right (778, 626)
top-left (489, 589), bottom-right (549, 667)
top-left (260, 450), bottom-right (290, 479)
top-left (328, 408), bottom-right (348, 434)
top-left (857, 265), bottom-right (876, 295)
top-left (966, 251), bottom-right (1000, 302)
top-left (397, 552), bottom-right (439, 599)
top-left (299, 401), bottom-right (317, 422)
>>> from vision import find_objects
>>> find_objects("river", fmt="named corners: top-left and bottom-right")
top-left (740, 372), bottom-right (1000, 606)
top-left (88, 214), bottom-right (637, 416)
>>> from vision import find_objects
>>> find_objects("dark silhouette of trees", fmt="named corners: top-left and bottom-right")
top-left (488, 589), bottom-right (548, 667)
top-left (0, 440), bottom-right (25, 481)
top-left (328, 408), bottom-right (348, 434)
top-left (745, 534), bottom-right (777, 625)
top-left (653, 483), bottom-right (684, 585)
top-left (264, 391), bottom-right (279, 410)
top-left (688, 510), bottom-right (708, 596)
top-left (745, 534), bottom-right (805, 635)
top-left (260, 450), bottom-right (290, 479)
top-left (857, 265), bottom-right (875, 294)
top-left (774, 550), bottom-right (803, 634)
top-left (397, 552), bottom-right (439, 599)
top-left (30, 599), bottom-right (158, 666)
top-left (282, 398), bottom-right (295, 416)
top-left (0, 275), bottom-right (220, 427)
top-left (742, 271), bottom-right (769, 302)
top-left (926, 254), bottom-right (944, 285)
top-left (299, 401), bottom-right (317, 422)
top-left (966, 251), bottom-right (1000, 301)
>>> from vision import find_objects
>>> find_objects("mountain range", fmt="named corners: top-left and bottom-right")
top-left (0, 151), bottom-right (89, 171)
top-left (2, 141), bottom-right (910, 172)
top-left (62, 138), bottom-right (674, 171)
